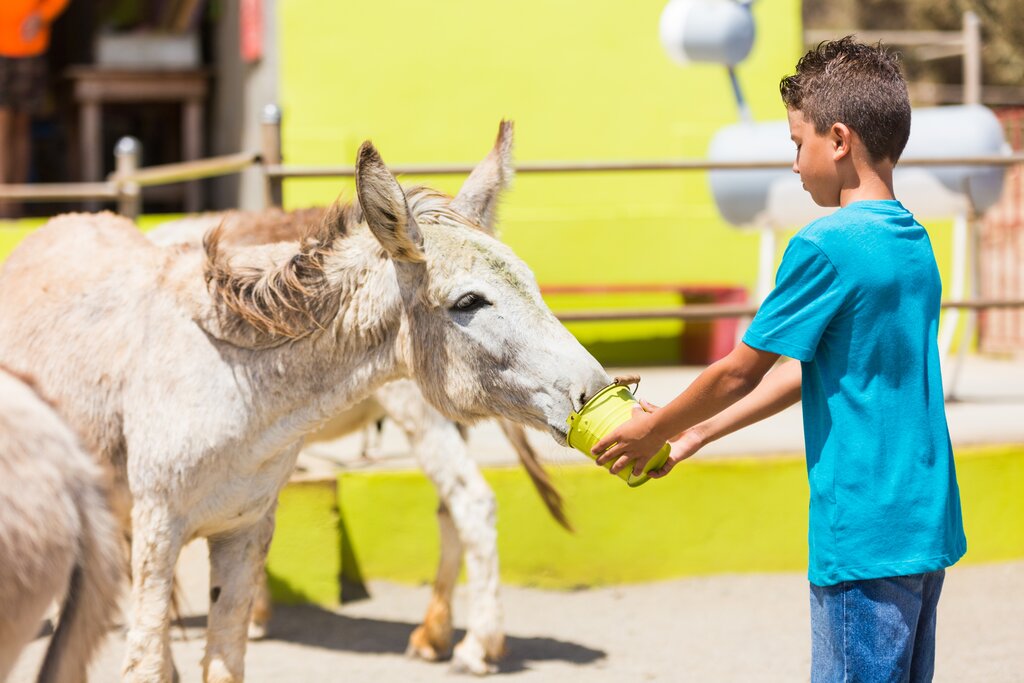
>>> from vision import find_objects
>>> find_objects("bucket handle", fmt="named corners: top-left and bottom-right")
top-left (611, 374), bottom-right (641, 394)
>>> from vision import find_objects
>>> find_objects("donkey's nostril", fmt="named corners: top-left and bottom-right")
top-left (577, 391), bottom-right (588, 411)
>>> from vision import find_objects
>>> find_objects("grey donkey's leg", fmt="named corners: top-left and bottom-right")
top-left (122, 503), bottom-right (185, 683)
top-left (203, 505), bottom-right (276, 683)
top-left (247, 574), bottom-right (272, 641)
top-left (376, 382), bottom-right (504, 675)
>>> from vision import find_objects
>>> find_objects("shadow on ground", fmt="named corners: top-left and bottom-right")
top-left (174, 604), bottom-right (605, 674)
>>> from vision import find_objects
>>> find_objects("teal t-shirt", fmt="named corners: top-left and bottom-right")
top-left (743, 200), bottom-right (966, 586)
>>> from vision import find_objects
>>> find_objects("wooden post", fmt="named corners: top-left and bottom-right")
top-left (115, 136), bottom-right (141, 219)
top-left (183, 99), bottom-right (204, 213)
top-left (80, 99), bottom-right (102, 211)
top-left (962, 11), bottom-right (982, 105)
top-left (260, 103), bottom-right (283, 208)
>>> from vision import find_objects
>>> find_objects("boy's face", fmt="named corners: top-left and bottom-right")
top-left (787, 108), bottom-right (842, 208)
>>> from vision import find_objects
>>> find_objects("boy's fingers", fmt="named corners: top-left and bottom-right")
top-left (648, 458), bottom-right (679, 479)
top-left (631, 458), bottom-right (647, 476)
top-left (598, 440), bottom-right (618, 466)
top-left (595, 443), bottom-right (624, 466)
top-left (638, 399), bottom-right (660, 413)
top-left (610, 454), bottom-right (634, 474)
top-left (591, 429), bottom-right (621, 456)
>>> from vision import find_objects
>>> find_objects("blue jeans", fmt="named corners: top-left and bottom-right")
top-left (810, 570), bottom-right (945, 683)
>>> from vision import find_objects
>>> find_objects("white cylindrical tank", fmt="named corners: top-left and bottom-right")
top-left (708, 105), bottom-right (1010, 227)
top-left (659, 0), bottom-right (755, 67)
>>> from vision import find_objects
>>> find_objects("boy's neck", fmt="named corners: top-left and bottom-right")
top-left (838, 157), bottom-right (896, 207)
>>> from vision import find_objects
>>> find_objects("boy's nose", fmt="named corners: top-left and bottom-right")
top-left (792, 160), bottom-right (800, 174)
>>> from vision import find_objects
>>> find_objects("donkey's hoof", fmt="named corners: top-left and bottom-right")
top-left (406, 624), bottom-right (450, 662)
top-left (247, 619), bottom-right (268, 641)
top-left (450, 636), bottom-right (501, 676)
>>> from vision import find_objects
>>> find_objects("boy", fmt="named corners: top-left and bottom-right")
top-left (592, 37), bottom-right (966, 682)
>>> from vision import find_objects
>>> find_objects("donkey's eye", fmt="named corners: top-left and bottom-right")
top-left (452, 293), bottom-right (490, 312)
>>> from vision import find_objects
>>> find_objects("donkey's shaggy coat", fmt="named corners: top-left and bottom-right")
top-left (0, 125), bottom-right (607, 682)
top-left (148, 124), bottom-right (567, 671)
top-left (0, 367), bottom-right (122, 683)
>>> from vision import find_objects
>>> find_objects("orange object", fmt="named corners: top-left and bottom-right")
top-left (0, 0), bottom-right (69, 58)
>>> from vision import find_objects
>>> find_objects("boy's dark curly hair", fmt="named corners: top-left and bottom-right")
top-left (780, 36), bottom-right (911, 163)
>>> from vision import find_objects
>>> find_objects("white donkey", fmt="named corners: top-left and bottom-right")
top-left (0, 366), bottom-right (123, 682)
top-left (147, 128), bottom-right (569, 673)
top-left (0, 124), bottom-right (609, 682)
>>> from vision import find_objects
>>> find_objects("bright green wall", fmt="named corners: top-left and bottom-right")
top-left (275, 2), bottom-right (969, 364)
top-left (266, 478), bottom-right (342, 606)
top-left (277, 0), bottom-right (804, 362)
top-left (334, 445), bottom-right (1024, 591)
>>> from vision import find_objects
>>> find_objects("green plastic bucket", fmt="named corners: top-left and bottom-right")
top-left (566, 382), bottom-right (670, 487)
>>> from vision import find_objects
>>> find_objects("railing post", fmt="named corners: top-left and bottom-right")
top-left (261, 104), bottom-right (283, 208)
top-left (115, 136), bottom-right (142, 220)
top-left (962, 11), bottom-right (982, 105)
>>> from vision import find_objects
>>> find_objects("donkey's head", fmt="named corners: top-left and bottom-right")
top-left (357, 123), bottom-right (609, 439)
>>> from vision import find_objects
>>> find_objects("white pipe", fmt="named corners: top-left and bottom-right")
top-left (756, 227), bottom-right (777, 303)
top-left (939, 210), bottom-right (969, 396)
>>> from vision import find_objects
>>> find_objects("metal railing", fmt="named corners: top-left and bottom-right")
top-left (3, 106), bottom-right (1024, 329)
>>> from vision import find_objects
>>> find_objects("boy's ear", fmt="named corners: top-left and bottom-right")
top-left (831, 123), bottom-right (853, 161)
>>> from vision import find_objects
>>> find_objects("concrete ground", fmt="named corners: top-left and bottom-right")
top-left (10, 553), bottom-right (1023, 682)
top-left (9, 356), bottom-right (1024, 681)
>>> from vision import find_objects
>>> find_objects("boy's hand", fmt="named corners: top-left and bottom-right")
top-left (592, 400), bottom-right (667, 476)
top-left (648, 428), bottom-right (703, 479)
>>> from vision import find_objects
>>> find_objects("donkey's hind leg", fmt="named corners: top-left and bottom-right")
top-left (247, 573), bottom-right (272, 641)
top-left (376, 380), bottom-right (504, 674)
top-left (203, 505), bottom-right (276, 683)
top-left (406, 500), bottom-right (460, 662)
top-left (407, 424), bottom-right (504, 674)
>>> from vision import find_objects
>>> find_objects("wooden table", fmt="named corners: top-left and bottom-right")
top-left (67, 67), bottom-right (208, 212)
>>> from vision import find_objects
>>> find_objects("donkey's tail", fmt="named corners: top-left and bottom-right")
top-left (36, 477), bottom-right (123, 683)
top-left (498, 420), bottom-right (573, 532)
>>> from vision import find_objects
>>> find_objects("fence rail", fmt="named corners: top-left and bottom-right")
top-left (109, 151), bottom-right (259, 188)
top-left (4, 118), bottom-right (1024, 347)
top-left (262, 154), bottom-right (1024, 179)
top-left (0, 182), bottom-right (118, 201)
top-left (554, 299), bottom-right (1024, 323)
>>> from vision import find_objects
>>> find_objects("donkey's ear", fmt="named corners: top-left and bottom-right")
top-left (451, 120), bottom-right (514, 236)
top-left (355, 141), bottom-right (425, 262)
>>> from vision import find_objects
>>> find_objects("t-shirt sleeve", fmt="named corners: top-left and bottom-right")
top-left (743, 236), bottom-right (846, 362)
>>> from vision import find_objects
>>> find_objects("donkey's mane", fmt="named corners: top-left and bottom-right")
top-left (203, 186), bottom-right (470, 349)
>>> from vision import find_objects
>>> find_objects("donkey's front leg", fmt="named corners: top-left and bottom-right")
top-left (122, 503), bottom-right (185, 683)
top-left (408, 423), bottom-right (504, 675)
top-left (203, 506), bottom-right (276, 683)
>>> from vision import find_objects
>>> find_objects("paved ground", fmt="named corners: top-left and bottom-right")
top-left (11, 552), bottom-right (1024, 682)
top-left (8, 356), bottom-right (1024, 681)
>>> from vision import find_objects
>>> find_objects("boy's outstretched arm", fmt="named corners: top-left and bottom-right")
top-left (592, 343), bottom-right (780, 475)
top-left (646, 359), bottom-right (802, 478)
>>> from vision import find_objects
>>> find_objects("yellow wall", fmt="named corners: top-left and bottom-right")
top-left (278, 0), bottom-right (805, 362)
top-left (333, 445), bottom-right (1023, 591)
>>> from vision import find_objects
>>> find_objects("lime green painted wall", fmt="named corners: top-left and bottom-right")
top-left (277, 0), bottom-right (804, 361)
top-left (334, 445), bottom-right (1024, 590)
top-left (266, 478), bottom-right (342, 606)
top-left (275, 2), bottom-right (972, 363)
